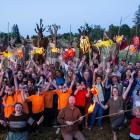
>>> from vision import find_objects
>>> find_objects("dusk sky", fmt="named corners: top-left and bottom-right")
top-left (0, 0), bottom-right (140, 36)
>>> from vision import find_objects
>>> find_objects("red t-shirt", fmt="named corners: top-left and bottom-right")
top-left (130, 117), bottom-right (140, 135)
top-left (75, 90), bottom-right (87, 107)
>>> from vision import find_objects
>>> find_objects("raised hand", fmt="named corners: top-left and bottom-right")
top-left (94, 68), bottom-right (98, 73)
top-left (129, 78), bottom-right (134, 84)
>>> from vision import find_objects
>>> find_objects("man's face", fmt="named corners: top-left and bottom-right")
top-left (68, 61), bottom-right (72, 67)
top-left (136, 62), bottom-right (140, 69)
top-left (32, 73), bottom-right (37, 79)
top-left (69, 96), bottom-right (75, 107)
top-left (62, 84), bottom-right (68, 93)
top-left (83, 71), bottom-right (89, 80)
top-left (121, 61), bottom-right (126, 66)
top-left (112, 76), bottom-right (118, 83)
top-left (17, 71), bottom-right (23, 80)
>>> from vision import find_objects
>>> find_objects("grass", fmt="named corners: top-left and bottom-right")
top-left (0, 121), bottom-right (129, 140)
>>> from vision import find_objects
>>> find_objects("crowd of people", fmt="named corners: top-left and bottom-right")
top-left (0, 45), bottom-right (140, 140)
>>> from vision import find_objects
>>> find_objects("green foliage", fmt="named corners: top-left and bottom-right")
top-left (108, 24), bottom-right (119, 38)
top-left (11, 24), bottom-right (21, 43)
top-left (133, 5), bottom-right (140, 25)
top-left (133, 4), bottom-right (140, 37)
top-left (78, 23), bottom-right (104, 42)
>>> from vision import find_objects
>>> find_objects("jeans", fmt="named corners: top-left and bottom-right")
top-left (89, 102), bottom-right (104, 128)
top-left (62, 131), bottom-right (86, 140)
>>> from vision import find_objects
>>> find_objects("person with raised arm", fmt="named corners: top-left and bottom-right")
top-left (99, 78), bottom-right (134, 140)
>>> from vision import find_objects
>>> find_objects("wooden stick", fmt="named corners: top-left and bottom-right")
top-left (53, 108), bottom-right (133, 128)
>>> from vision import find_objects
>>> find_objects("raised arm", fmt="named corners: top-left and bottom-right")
top-left (122, 78), bottom-right (133, 100)
top-left (69, 74), bottom-right (76, 89)
top-left (74, 86), bottom-right (80, 96)
top-left (13, 72), bottom-right (19, 91)
top-left (103, 67), bottom-right (110, 88)
top-left (32, 59), bottom-right (41, 72)
top-left (0, 71), bottom-right (4, 88)
top-left (92, 68), bottom-right (98, 84)
top-left (0, 86), bottom-right (5, 97)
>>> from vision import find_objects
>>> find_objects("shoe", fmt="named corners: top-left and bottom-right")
top-left (99, 127), bottom-right (103, 130)
top-left (88, 127), bottom-right (92, 131)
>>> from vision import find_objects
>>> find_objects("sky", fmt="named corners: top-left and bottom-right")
top-left (0, 0), bottom-right (140, 36)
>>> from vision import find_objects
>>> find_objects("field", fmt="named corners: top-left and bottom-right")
top-left (0, 121), bottom-right (129, 140)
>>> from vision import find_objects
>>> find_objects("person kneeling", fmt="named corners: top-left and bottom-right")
top-left (57, 96), bottom-right (86, 140)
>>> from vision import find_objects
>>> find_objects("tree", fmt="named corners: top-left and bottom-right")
top-left (133, 5), bottom-right (140, 36)
top-left (33, 19), bottom-right (49, 49)
top-left (120, 24), bottom-right (130, 40)
top-left (133, 5), bottom-right (140, 25)
top-left (12, 24), bottom-right (21, 43)
top-left (35, 18), bottom-right (46, 39)
top-left (26, 35), bottom-right (30, 39)
top-left (92, 25), bottom-right (104, 41)
top-left (78, 23), bottom-right (93, 40)
top-left (47, 24), bottom-right (60, 45)
top-left (108, 24), bottom-right (119, 39)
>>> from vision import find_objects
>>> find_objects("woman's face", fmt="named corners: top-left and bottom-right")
top-left (127, 65), bottom-right (132, 69)
top-left (68, 70), bottom-right (73, 77)
top-left (40, 76), bottom-right (44, 81)
top-left (5, 86), bottom-right (13, 95)
top-left (126, 70), bottom-right (131, 77)
top-left (112, 88), bottom-right (119, 97)
top-left (96, 77), bottom-right (101, 84)
top-left (28, 81), bottom-right (33, 89)
top-left (15, 104), bottom-right (23, 114)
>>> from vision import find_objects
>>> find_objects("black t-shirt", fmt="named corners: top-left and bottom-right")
top-left (8, 113), bottom-right (30, 132)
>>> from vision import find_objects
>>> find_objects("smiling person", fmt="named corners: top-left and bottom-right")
top-left (99, 78), bottom-right (134, 140)
top-left (0, 103), bottom-right (44, 140)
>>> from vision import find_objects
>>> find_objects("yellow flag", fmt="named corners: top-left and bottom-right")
top-left (3, 51), bottom-right (13, 58)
